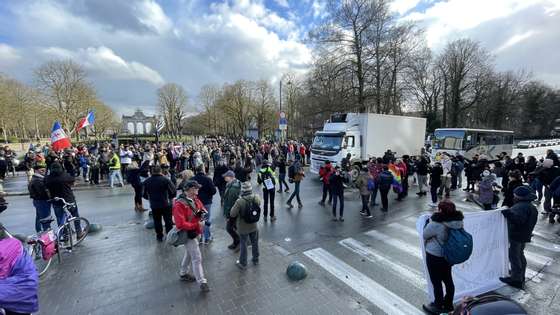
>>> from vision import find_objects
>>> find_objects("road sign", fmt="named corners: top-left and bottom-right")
top-left (279, 117), bottom-right (287, 130)
top-left (279, 111), bottom-right (286, 119)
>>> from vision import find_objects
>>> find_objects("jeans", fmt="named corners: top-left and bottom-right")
top-left (109, 170), bottom-right (124, 187)
top-left (278, 173), bottom-right (289, 191)
top-left (263, 189), bottom-right (275, 218)
top-left (332, 192), bottom-right (344, 218)
top-left (361, 194), bottom-right (370, 216)
top-left (226, 216), bottom-right (240, 246)
top-left (321, 183), bottom-right (332, 203)
top-left (180, 238), bottom-right (207, 284)
top-left (287, 181), bottom-right (302, 205)
top-left (426, 252), bottom-right (454, 309)
top-left (430, 185), bottom-right (438, 204)
top-left (530, 178), bottom-right (543, 201)
top-left (370, 185), bottom-right (378, 205)
top-left (33, 200), bottom-right (52, 233)
top-left (152, 206), bottom-right (173, 239)
top-left (81, 166), bottom-right (89, 181)
top-left (380, 187), bottom-right (390, 210)
top-left (239, 231), bottom-right (259, 266)
top-left (52, 203), bottom-right (81, 232)
top-left (508, 241), bottom-right (527, 283)
top-left (203, 203), bottom-right (212, 241)
top-left (417, 175), bottom-right (428, 193)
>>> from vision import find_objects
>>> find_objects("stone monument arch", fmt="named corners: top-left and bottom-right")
top-left (121, 109), bottom-right (157, 135)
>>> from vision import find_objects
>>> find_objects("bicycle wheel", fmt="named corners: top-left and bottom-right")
top-left (56, 223), bottom-right (73, 250)
top-left (66, 217), bottom-right (90, 246)
top-left (29, 243), bottom-right (53, 277)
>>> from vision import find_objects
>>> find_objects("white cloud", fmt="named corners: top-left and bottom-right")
top-left (391, 0), bottom-right (422, 15)
top-left (42, 46), bottom-right (165, 86)
top-left (274, 0), bottom-right (290, 8)
top-left (0, 43), bottom-right (22, 65)
top-left (403, 0), bottom-right (552, 48)
top-left (134, 0), bottom-right (173, 34)
top-left (495, 30), bottom-right (539, 53)
top-left (312, 0), bottom-right (327, 19)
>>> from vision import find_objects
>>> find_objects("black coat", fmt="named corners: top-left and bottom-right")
top-left (502, 179), bottom-right (523, 208)
top-left (212, 165), bottom-right (229, 190)
top-left (192, 173), bottom-right (217, 205)
top-left (127, 168), bottom-right (142, 188)
top-left (143, 174), bottom-right (176, 209)
top-left (430, 166), bottom-right (443, 188)
top-left (502, 201), bottom-right (538, 243)
top-left (28, 175), bottom-right (49, 200)
top-left (329, 173), bottom-right (345, 195)
top-left (45, 171), bottom-right (76, 203)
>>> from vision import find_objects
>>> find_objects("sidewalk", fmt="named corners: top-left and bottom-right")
top-left (37, 224), bottom-right (367, 315)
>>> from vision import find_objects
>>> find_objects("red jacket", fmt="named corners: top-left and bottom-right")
top-left (172, 196), bottom-right (205, 235)
top-left (319, 164), bottom-right (333, 184)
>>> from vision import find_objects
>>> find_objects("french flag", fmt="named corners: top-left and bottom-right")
top-left (51, 121), bottom-right (72, 151)
top-left (76, 111), bottom-right (95, 132)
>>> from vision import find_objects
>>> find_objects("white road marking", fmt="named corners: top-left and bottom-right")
top-left (528, 238), bottom-right (560, 253)
top-left (304, 248), bottom-right (424, 315)
top-left (339, 238), bottom-right (426, 290)
top-left (365, 230), bottom-right (422, 259)
top-left (388, 222), bottom-right (420, 238)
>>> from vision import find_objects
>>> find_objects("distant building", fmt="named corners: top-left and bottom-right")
top-left (121, 110), bottom-right (157, 135)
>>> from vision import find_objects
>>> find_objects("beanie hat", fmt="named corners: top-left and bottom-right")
top-left (241, 181), bottom-right (253, 195)
top-left (513, 186), bottom-right (537, 201)
top-left (543, 159), bottom-right (554, 168)
top-left (482, 170), bottom-right (490, 177)
top-left (222, 170), bottom-right (235, 178)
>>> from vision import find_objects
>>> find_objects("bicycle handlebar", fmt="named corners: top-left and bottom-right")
top-left (50, 197), bottom-right (75, 207)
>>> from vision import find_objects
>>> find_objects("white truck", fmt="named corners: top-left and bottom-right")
top-left (309, 113), bottom-right (427, 176)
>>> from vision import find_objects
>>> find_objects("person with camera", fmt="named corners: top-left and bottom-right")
top-left (172, 180), bottom-right (210, 292)
top-left (230, 182), bottom-right (261, 270)
top-left (329, 166), bottom-right (345, 221)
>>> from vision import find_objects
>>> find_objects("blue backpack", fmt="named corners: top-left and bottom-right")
top-left (442, 228), bottom-right (473, 265)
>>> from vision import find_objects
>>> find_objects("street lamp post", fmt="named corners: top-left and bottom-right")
top-left (279, 78), bottom-right (291, 142)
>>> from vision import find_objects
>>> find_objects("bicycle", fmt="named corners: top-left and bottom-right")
top-left (26, 197), bottom-right (90, 276)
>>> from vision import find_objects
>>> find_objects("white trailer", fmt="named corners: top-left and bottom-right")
top-left (310, 113), bottom-right (427, 174)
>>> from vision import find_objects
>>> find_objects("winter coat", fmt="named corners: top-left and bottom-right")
top-left (45, 169), bottom-right (76, 203)
top-left (430, 165), bottom-right (443, 188)
top-left (319, 164), bottom-right (333, 185)
top-left (28, 174), bottom-right (49, 201)
top-left (329, 173), bottom-right (345, 195)
top-left (192, 173), bottom-right (217, 205)
top-left (143, 174), bottom-right (176, 209)
top-left (172, 194), bottom-right (204, 235)
top-left (126, 168), bottom-right (142, 188)
top-left (423, 211), bottom-right (465, 257)
top-left (378, 170), bottom-right (394, 190)
top-left (502, 201), bottom-right (538, 243)
top-left (416, 159), bottom-right (429, 176)
top-left (257, 167), bottom-right (276, 190)
top-left (502, 179), bottom-right (523, 208)
top-left (223, 179), bottom-right (241, 217)
top-left (356, 173), bottom-right (372, 196)
top-left (212, 164), bottom-right (229, 190)
top-left (478, 174), bottom-right (497, 205)
top-left (230, 194), bottom-right (261, 235)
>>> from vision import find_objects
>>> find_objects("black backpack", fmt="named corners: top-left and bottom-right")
top-left (241, 198), bottom-right (261, 223)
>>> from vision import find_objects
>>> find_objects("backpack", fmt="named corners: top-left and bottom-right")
top-left (367, 178), bottom-right (376, 191)
top-left (288, 164), bottom-right (295, 180)
top-left (241, 198), bottom-right (261, 223)
top-left (441, 227), bottom-right (473, 265)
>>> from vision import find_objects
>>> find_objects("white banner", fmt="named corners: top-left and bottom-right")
top-left (416, 210), bottom-right (509, 302)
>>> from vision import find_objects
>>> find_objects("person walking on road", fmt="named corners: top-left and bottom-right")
top-left (377, 165), bottom-right (395, 212)
top-left (222, 170), bottom-right (241, 250)
top-left (276, 157), bottom-right (290, 193)
top-left (28, 164), bottom-right (52, 232)
top-left (429, 162), bottom-right (443, 207)
top-left (500, 186), bottom-right (538, 289)
top-left (416, 155), bottom-right (429, 196)
top-left (172, 180), bottom-right (210, 292)
top-left (143, 165), bottom-right (176, 242)
top-left (318, 161), bottom-right (333, 206)
top-left (422, 200), bottom-right (464, 314)
top-left (329, 166), bottom-right (345, 221)
top-left (126, 161), bottom-right (145, 212)
top-left (257, 161), bottom-right (277, 222)
top-left (108, 150), bottom-right (124, 188)
top-left (356, 167), bottom-right (372, 218)
top-left (286, 158), bottom-right (305, 209)
top-left (193, 166), bottom-right (217, 244)
top-left (230, 181), bottom-right (260, 269)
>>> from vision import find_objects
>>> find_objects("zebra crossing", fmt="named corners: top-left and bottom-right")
top-left (303, 212), bottom-right (560, 315)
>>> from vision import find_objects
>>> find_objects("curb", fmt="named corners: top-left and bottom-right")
top-left (4, 184), bottom-right (129, 197)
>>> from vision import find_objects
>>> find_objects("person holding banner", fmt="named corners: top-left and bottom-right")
top-left (422, 201), bottom-right (464, 314)
top-left (500, 186), bottom-right (538, 289)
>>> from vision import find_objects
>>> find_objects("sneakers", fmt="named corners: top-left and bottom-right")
top-left (286, 202), bottom-right (294, 209)
top-left (429, 202), bottom-right (438, 207)
top-left (365, 215), bottom-right (373, 218)
top-left (263, 216), bottom-right (268, 222)
top-left (318, 201), bottom-right (325, 206)
top-left (339, 217), bottom-right (344, 222)
top-left (180, 274), bottom-right (196, 282)
top-left (236, 261), bottom-right (247, 270)
top-left (252, 260), bottom-right (259, 266)
top-left (285, 189), bottom-right (290, 193)
top-left (298, 203), bottom-right (303, 209)
top-left (227, 243), bottom-right (240, 250)
top-left (332, 216), bottom-right (338, 222)
top-left (422, 302), bottom-right (444, 314)
top-left (200, 283), bottom-right (210, 292)
top-left (270, 216), bottom-right (277, 222)
top-left (359, 211), bottom-right (367, 216)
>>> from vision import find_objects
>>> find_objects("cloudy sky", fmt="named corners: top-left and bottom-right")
top-left (0, 0), bottom-right (559, 116)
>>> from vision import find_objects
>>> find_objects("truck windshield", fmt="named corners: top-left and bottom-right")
top-left (433, 129), bottom-right (465, 150)
top-left (312, 135), bottom-right (343, 151)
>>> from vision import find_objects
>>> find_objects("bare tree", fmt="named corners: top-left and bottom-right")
top-left (252, 80), bottom-right (276, 138)
top-left (157, 83), bottom-right (189, 138)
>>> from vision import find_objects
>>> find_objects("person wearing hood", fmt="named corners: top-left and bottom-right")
top-left (502, 169), bottom-right (524, 208)
top-left (477, 170), bottom-right (500, 210)
top-left (28, 164), bottom-right (52, 232)
top-left (45, 162), bottom-right (83, 237)
top-left (500, 186), bottom-right (538, 289)
top-left (230, 181), bottom-right (261, 269)
top-left (422, 201), bottom-right (464, 314)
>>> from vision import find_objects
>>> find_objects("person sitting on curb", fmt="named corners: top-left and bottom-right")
top-left (230, 181), bottom-right (261, 270)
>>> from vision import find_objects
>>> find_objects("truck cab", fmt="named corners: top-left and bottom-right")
top-left (310, 113), bottom-right (362, 174)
